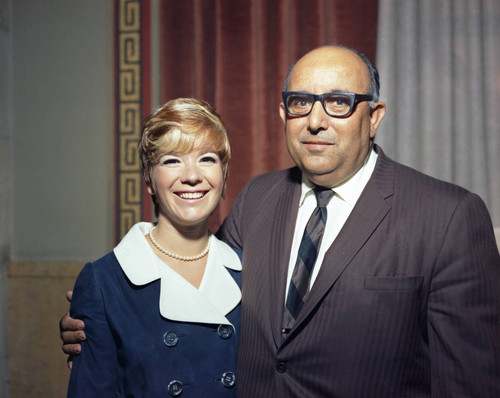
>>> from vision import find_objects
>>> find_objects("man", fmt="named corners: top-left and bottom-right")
top-left (61, 45), bottom-right (500, 397)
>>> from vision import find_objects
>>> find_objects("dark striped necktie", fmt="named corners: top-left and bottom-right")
top-left (282, 186), bottom-right (334, 338)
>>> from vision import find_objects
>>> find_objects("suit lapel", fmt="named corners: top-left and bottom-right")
top-left (290, 148), bottom-right (395, 336)
top-left (268, 168), bottom-right (302, 347)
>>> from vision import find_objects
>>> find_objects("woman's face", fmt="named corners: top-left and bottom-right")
top-left (148, 145), bottom-right (225, 230)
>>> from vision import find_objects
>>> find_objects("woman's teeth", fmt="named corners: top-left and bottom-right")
top-left (179, 192), bottom-right (204, 199)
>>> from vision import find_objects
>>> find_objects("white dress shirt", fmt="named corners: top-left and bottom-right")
top-left (285, 148), bottom-right (378, 297)
top-left (113, 222), bottom-right (242, 326)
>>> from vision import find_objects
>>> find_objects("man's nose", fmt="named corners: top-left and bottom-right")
top-left (307, 100), bottom-right (329, 132)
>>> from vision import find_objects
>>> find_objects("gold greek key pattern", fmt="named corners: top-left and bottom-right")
top-left (117, 0), bottom-right (143, 239)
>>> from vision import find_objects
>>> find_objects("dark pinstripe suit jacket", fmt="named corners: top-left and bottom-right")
top-left (218, 145), bottom-right (500, 397)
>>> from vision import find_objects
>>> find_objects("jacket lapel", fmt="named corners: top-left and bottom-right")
top-left (268, 168), bottom-right (302, 347)
top-left (290, 148), bottom-right (395, 337)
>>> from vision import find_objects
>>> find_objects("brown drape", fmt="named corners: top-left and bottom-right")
top-left (159, 0), bottom-right (378, 229)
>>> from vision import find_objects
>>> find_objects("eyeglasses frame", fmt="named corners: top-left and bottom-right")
top-left (281, 91), bottom-right (374, 118)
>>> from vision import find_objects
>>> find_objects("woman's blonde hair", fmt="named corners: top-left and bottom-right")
top-left (139, 98), bottom-right (231, 216)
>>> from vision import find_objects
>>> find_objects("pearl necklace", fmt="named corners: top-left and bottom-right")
top-left (148, 226), bottom-right (211, 262)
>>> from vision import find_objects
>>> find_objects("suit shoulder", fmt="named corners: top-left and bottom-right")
top-left (393, 161), bottom-right (471, 199)
top-left (373, 151), bottom-right (486, 218)
top-left (374, 149), bottom-right (469, 198)
top-left (387, 158), bottom-right (492, 222)
top-left (243, 167), bottom-right (300, 195)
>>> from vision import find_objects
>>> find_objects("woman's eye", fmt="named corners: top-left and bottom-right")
top-left (200, 156), bottom-right (218, 163)
top-left (161, 158), bottom-right (179, 165)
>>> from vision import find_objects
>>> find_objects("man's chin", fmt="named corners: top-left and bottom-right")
top-left (302, 169), bottom-right (339, 189)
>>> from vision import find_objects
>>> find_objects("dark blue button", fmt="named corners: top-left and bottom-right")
top-left (221, 371), bottom-right (236, 387)
top-left (276, 362), bottom-right (286, 373)
top-left (163, 331), bottom-right (178, 347)
top-left (217, 324), bottom-right (233, 339)
top-left (168, 380), bottom-right (183, 396)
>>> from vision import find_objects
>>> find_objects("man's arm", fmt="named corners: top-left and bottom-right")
top-left (427, 192), bottom-right (500, 396)
top-left (59, 290), bottom-right (86, 368)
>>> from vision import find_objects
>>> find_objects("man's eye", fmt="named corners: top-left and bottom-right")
top-left (327, 96), bottom-right (350, 106)
top-left (290, 96), bottom-right (311, 107)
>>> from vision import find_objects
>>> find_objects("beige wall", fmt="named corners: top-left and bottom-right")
top-left (3, 1), bottom-right (115, 397)
top-left (6, 262), bottom-right (82, 398)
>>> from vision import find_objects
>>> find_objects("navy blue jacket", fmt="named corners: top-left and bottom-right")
top-left (67, 227), bottom-right (241, 398)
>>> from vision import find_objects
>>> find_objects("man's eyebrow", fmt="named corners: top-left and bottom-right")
top-left (289, 88), bottom-right (352, 93)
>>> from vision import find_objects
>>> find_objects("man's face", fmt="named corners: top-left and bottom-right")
top-left (280, 47), bottom-right (386, 188)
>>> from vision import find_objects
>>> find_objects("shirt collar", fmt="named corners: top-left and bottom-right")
top-left (113, 222), bottom-right (241, 325)
top-left (299, 147), bottom-right (378, 208)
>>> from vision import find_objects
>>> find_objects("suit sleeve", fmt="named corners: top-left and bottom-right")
top-left (67, 262), bottom-right (119, 397)
top-left (427, 192), bottom-right (500, 397)
top-left (217, 181), bottom-right (248, 250)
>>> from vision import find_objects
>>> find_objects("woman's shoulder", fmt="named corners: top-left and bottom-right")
top-left (71, 252), bottom-right (123, 316)
top-left (93, 251), bottom-right (119, 265)
top-left (89, 251), bottom-right (120, 270)
top-left (77, 251), bottom-right (122, 285)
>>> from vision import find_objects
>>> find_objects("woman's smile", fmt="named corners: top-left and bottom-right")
top-left (177, 191), bottom-right (208, 200)
top-left (149, 147), bottom-right (225, 229)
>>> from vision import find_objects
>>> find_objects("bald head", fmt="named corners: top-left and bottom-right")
top-left (284, 45), bottom-right (380, 103)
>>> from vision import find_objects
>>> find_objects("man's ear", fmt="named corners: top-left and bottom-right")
top-left (369, 102), bottom-right (386, 139)
top-left (279, 103), bottom-right (287, 125)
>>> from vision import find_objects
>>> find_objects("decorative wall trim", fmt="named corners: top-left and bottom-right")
top-left (115, 0), bottom-right (151, 241)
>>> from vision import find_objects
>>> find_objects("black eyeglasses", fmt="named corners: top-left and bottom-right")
top-left (282, 91), bottom-right (373, 118)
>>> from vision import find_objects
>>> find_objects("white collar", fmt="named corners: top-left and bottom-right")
top-left (299, 147), bottom-right (378, 207)
top-left (113, 222), bottom-right (242, 326)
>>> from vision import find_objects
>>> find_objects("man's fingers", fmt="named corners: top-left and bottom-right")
top-left (61, 291), bottom-right (81, 370)
top-left (61, 329), bottom-right (86, 345)
top-left (62, 341), bottom-right (83, 355)
top-left (59, 312), bottom-right (85, 333)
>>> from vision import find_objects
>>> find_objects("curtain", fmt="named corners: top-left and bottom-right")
top-left (158, 0), bottom-right (378, 229)
top-left (376, 0), bottom-right (500, 226)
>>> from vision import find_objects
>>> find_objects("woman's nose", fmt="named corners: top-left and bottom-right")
top-left (181, 162), bottom-right (202, 184)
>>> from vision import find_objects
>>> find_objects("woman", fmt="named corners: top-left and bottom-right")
top-left (67, 98), bottom-right (241, 397)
